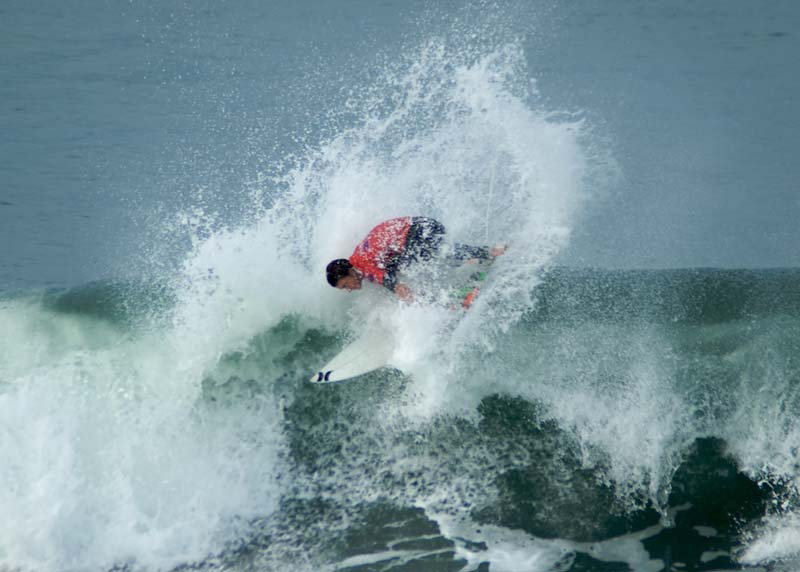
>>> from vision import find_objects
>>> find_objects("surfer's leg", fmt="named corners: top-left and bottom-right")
top-left (451, 244), bottom-right (491, 260)
top-left (403, 217), bottom-right (446, 263)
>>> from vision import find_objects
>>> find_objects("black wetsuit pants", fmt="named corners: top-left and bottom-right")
top-left (384, 217), bottom-right (490, 291)
top-left (402, 217), bottom-right (490, 263)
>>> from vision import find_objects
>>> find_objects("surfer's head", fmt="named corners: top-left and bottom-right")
top-left (326, 259), bottom-right (362, 291)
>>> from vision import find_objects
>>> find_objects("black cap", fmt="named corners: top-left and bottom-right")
top-left (326, 259), bottom-right (353, 287)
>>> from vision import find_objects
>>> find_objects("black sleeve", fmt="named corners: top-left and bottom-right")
top-left (382, 256), bottom-right (400, 292)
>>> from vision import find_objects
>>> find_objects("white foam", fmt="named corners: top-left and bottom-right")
top-left (0, 294), bottom-right (285, 571)
top-left (436, 515), bottom-right (576, 572)
top-left (740, 513), bottom-right (800, 566)
top-left (434, 513), bottom-right (664, 572)
top-left (0, 25), bottom-right (605, 572)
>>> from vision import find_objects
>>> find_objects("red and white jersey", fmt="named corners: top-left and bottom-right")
top-left (348, 217), bottom-right (413, 286)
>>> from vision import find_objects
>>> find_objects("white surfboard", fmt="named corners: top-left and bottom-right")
top-left (310, 256), bottom-right (498, 384)
top-left (310, 325), bottom-right (396, 384)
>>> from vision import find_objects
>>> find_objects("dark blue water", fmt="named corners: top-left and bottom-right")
top-left (3, 268), bottom-right (800, 570)
top-left (3, 0), bottom-right (799, 288)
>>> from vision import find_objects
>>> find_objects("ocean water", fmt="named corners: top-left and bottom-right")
top-left (2, 1), bottom-right (800, 571)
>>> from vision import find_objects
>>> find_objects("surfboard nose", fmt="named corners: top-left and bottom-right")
top-left (310, 371), bottom-right (333, 383)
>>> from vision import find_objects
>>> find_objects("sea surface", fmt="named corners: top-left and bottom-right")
top-left (2, 1), bottom-right (800, 571)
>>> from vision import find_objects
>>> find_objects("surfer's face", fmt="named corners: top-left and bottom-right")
top-left (336, 269), bottom-right (362, 291)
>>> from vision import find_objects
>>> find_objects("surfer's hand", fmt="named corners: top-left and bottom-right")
top-left (490, 244), bottom-right (507, 257)
top-left (395, 283), bottom-right (413, 303)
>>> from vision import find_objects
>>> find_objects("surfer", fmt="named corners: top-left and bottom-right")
top-left (326, 216), bottom-right (504, 302)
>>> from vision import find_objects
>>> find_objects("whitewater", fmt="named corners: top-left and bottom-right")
top-left (3, 7), bottom-right (800, 572)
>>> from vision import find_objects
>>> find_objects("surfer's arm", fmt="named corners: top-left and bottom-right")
top-left (376, 254), bottom-right (413, 302)
top-left (382, 264), bottom-right (413, 302)
top-left (394, 283), bottom-right (413, 302)
top-left (380, 253), bottom-right (402, 292)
